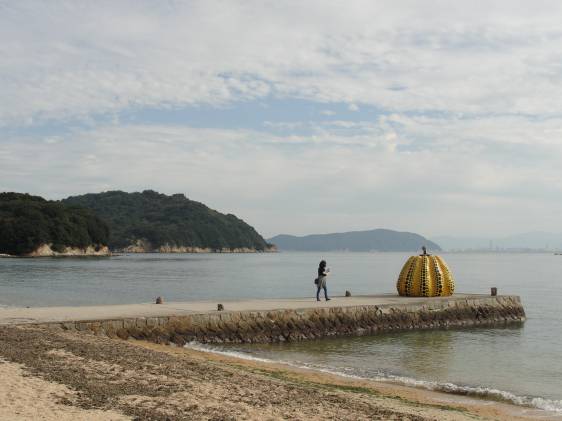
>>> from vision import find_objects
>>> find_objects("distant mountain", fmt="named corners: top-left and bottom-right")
top-left (268, 229), bottom-right (441, 252)
top-left (432, 231), bottom-right (562, 251)
top-left (0, 192), bottom-right (109, 256)
top-left (62, 190), bottom-right (273, 252)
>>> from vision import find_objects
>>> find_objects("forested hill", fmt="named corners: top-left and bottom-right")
top-left (0, 192), bottom-right (110, 256)
top-left (268, 229), bottom-right (441, 252)
top-left (62, 190), bottom-right (272, 252)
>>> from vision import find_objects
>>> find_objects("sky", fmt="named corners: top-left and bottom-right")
top-left (2, 1), bottom-right (562, 239)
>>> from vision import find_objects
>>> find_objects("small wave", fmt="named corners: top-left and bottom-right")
top-left (186, 342), bottom-right (294, 365)
top-left (376, 374), bottom-right (562, 414)
top-left (184, 342), bottom-right (562, 415)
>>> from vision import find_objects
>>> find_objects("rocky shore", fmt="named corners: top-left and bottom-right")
top-left (119, 239), bottom-right (277, 253)
top-left (0, 325), bottom-right (544, 420)
top-left (3, 242), bottom-right (278, 257)
top-left (25, 244), bottom-right (111, 257)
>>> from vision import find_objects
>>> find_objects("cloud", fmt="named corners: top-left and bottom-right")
top-left (2, 117), bottom-right (561, 237)
top-left (4, 1), bottom-right (562, 125)
top-left (3, 1), bottom-right (562, 237)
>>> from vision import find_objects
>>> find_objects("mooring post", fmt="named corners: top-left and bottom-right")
top-left (491, 287), bottom-right (497, 296)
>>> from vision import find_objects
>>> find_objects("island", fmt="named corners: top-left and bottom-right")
top-left (62, 190), bottom-right (275, 253)
top-left (269, 228), bottom-right (441, 252)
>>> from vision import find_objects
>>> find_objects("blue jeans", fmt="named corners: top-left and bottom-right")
top-left (316, 285), bottom-right (329, 300)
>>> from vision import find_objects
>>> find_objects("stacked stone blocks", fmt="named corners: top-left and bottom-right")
top-left (45, 296), bottom-right (525, 345)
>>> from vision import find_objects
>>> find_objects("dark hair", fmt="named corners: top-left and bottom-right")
top-left (319, 260), bottom-right (326, 268)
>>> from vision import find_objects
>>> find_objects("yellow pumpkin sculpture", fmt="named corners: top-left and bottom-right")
top-left (396, 248), bottom-right (455, 297)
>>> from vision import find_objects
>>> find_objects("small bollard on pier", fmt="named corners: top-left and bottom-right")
top-left (491, 287), bottom-right (497, 296)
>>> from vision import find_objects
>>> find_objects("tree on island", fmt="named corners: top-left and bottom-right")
top-left (0, 192), bottom-right (110, 255)
top-left (62, 190), bottom-right (273, 251)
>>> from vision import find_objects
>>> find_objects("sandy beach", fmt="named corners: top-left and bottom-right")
top-left (0, 324), bottom-right (557, 421)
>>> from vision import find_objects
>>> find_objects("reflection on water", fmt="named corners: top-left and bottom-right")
top-left (226, 325), bottom-right (526, 387)
top-left (391, 330), bottom-right (456, 378)
top-left (222, 324), bottom-right (561, 406)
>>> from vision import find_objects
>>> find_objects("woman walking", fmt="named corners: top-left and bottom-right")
top-left (316, 260), bottom-right (331, 301)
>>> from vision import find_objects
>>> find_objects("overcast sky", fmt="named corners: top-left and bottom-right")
top-left (2, 1), bottom-right (562, 238)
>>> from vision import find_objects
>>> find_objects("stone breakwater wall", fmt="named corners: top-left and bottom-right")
top-left (47, 296), bottom-right (525, 345)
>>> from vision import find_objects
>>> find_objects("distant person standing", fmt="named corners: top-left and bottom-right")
top-left (316, 260), bottom-right (331, 301)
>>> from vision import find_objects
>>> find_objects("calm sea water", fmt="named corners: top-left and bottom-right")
top-left (1, 252), bottom-right (561, 412)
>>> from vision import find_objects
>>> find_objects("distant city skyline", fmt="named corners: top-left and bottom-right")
top-left (2, 1), bottom-right (562, 238)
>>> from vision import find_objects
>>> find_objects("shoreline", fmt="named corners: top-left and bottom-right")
top-left (0, 325), bottom-right (559, 420)
top-left (0, 249), bottom-right (278, 258)
top-left (178, 341), bottom-right (562, 420)
top-left (0, 296), bottom-right (554, 419)
top-left (180, 344), bottom-right (562, 420)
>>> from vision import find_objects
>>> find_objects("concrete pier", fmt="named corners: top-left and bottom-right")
top-left (0, 294), bottom-right (526, 344)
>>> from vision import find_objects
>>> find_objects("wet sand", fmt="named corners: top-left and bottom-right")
top-left (0, 325), bottom-right (557, 420)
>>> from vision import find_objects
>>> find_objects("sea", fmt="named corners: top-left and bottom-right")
top-left (1, 252), bottom-right (561, 414)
